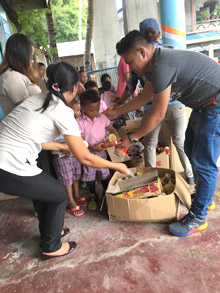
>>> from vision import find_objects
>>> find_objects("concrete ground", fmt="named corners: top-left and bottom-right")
top-left (1, 176), bottom-right (220, 293)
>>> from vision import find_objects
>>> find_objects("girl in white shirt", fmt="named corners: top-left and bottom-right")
top-left (0, 62), bottom-right (130, 259)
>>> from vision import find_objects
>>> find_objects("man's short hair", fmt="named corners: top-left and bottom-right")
top-left (116, 30), bottom-right (149, 56)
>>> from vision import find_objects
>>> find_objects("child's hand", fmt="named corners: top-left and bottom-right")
top-left (61, 144), bottom-right (72, 156)
top-left (92, 143), bottom-right (105, 152)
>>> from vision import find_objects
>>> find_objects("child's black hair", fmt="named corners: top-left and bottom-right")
top-left (102, 80), bottom-right (111, 92)
top-left (100, 73), bottom-right (111, 84)
top-left (80, 89), bottom-right (100, 107)
top-left (84, 80), bottom-right (98, 90)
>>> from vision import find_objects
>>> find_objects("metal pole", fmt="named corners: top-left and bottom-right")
top-left (160, 0), bottom-right (186, 49)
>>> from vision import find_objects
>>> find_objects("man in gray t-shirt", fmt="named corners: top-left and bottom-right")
top-left (105, 30), bottom-right (220, 237)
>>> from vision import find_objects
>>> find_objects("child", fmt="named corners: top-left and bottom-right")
top-left (53, 98), bottom-right (87, 217)
top-left (101, 80), bottom-right (116, 108)
top-left (99, 73), bottom-right (117, 95)
top-left (84, 80), bottom-right (107, 113)
top-left (77, 89), bottom-right (119, 210)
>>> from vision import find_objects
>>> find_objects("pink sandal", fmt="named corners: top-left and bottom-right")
top-left (67, 205), bottom-right (84, 217)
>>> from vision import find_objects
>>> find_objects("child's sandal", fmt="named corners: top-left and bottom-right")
top-left (67, 205), bottom-right (85, 217)
top-left (76, 197), bottom-right (88, 207)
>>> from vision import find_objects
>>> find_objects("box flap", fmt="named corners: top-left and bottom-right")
top-left (174, 173), bottom-right (191, 209)
top-left (107, 146), bottom-right (130, 163)
top-left (118, 170), bottom-right (158, 192)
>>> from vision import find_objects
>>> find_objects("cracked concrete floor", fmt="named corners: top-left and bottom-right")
top-left (0, 176), bottom-right (220, 293)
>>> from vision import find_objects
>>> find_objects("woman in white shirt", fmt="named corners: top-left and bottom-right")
top-left (0, 33), bottom-right (41, 115)
top-left (0, 62), bottom-right (130, 259)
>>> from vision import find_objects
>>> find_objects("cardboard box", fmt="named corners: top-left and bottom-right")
top-left (106, 167), bottom-right (191, 222)
top-left (107, 146), bottom-right (130, 163)
top-left (108, 170), bottom-right (162, 199)
top-left (118, 118), bottom-right (142, 138)
top-left (108, 118), bottom-right (171, 168)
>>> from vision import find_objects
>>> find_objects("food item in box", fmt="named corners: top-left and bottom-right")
top-left (114, 147), bottom-right (128, 158)
top-left (164, 178), bottom-right (175, 194)
top-left (116, 177), bottom-right (162, 199)
top-left (127, 141), bottom-right (144, 159)
top-left (161, 172), bottom-right (172, 185)
top-left (156, 144), bottom-right (170, 155)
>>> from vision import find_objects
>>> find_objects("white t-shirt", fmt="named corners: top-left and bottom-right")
top-left (0, 92), bottom-right (81, 176)
top-left (0, 69), bottom-right (41, 116)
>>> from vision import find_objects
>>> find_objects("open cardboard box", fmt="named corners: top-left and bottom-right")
top-left (106, 167), bottom-right (191, 222)
top-left (108, 118), bottom-right (170, 168)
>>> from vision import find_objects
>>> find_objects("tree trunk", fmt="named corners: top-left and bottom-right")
top-left (84, 0), bottom-right (94, 71)
top-left (78, 0), bottom-right (82, 41)
top-left (45, 7), bottom-right (60, 64)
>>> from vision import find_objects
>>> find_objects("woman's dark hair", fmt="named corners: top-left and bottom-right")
top-left (46, 63), bottom-right (55, 78)
top-left (84, 80), bottom-right (98, 90)
top-left (39, 62), bottom-right (79, 112)
top-left (102, 80), bottom-right (111, 92)
top-left (0, 33), bottom-right (38, 84)
top-left (80, 89), bottom-right (100, 107)
top-left (100, 73), bottom-right (111, 84)
top-left (145, 28), bottom-right (159, 42)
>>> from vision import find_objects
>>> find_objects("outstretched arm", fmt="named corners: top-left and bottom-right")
top-left (64, 135), bottom-right (131, 176)
top-left (119, 85), bottom-right (172, 148)
top-left (105, 81), bottom-right (154, 120)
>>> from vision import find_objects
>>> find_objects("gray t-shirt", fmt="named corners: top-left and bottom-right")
top-left (150, 48), bottom-right (220, 110)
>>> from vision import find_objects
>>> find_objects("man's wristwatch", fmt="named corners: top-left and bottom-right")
top-left (128, 134), bottom-right (139, 144)
top-left (117, 101), bottom-right (122, 105)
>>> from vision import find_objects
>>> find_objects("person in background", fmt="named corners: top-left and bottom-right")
top-left (115, 55), bottom-right (137, 122)
top-left (38, 62), bottom-right (48, 92)
top-left (115, 18), bottom-right (194, 188)
top-left (0, 33), bottom-right (41, 116)
top-left (99, 73), bottom-right (117, 95)
top-left (101, 80), bottom-right (116, 108)
top-left (105, 30), bottom-right (220, 237)
top-left (0, 62), bottom-right (130, 259)
top-left (79, 70), bottom-right (88, 85)
top-left (78, 89), bottom-right (119, 211)
top-left (84, 80), bottom-right (107, 112)
top-left (53, 97), bottom-right (87, 217)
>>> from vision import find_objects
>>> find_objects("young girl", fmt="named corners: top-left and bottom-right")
top-left (100, 80), bottom-right (116, 108)
top-left (77, 89), bottom-right (119, 210)
top-left (53, 97), bottom-right (87, 217)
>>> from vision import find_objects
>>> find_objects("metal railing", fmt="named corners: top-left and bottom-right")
top-left (87, 66), bottom-right (118, 87)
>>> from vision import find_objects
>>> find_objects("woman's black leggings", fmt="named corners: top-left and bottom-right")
top-left (0, 168), bottom-right (68, 253)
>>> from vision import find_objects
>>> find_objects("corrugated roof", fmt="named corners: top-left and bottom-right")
top-left (186, 31), bottom-right (220, 41)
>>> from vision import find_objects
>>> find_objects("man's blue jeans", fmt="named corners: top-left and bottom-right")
top-left (184, 108), bottom-right (220, 218)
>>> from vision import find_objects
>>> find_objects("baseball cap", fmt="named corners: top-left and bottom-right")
top-left (139, 18), bottom-right (160, 36)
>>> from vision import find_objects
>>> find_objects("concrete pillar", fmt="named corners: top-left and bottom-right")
top-left (160, 0), bottom-right (186, 49)
top-left (185, 0), bottom-right (197, 33)
top-left (93, 0), bottom-right (121, 69)
top-left (123, 0), bottom-right (159, 34)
